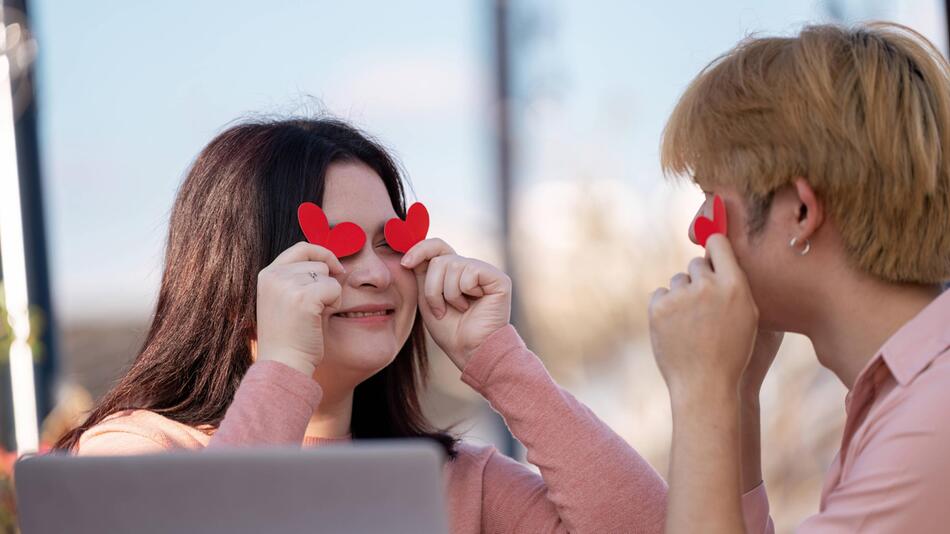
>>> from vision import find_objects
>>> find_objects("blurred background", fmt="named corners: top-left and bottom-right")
top-left (1, 1), bottom-right (947, 532)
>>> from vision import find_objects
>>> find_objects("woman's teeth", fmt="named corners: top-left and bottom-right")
top-left (338, 310), bottom-right (390, 318)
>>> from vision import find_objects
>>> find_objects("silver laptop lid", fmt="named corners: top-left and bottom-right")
top-left (15, 439), bottom-right (449, 534)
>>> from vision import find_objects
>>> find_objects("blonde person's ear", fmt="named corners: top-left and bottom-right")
top-left (792, 177), bottom-right (824, 245)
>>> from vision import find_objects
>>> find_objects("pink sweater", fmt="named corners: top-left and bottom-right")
top-left (77, 325), bottom-right (668, 533)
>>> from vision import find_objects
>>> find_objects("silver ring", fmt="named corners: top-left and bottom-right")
top-left (308, 271), bottom-right (320, 282)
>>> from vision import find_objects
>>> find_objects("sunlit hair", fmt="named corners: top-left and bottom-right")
top-left (662, 22), bottom-right (950, 284)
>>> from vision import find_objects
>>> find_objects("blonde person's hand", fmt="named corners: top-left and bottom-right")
top-left (255, 242), bottom-right (345, 377)
top-left (400, 239), bottom-right (512, 371)
top-left (742, 329), bottom-right (784, 398)
top-left (648, 234), bottom-right (759, 403)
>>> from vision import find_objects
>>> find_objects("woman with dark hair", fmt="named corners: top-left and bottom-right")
top-left (56, 117), bottom-right (667, 532)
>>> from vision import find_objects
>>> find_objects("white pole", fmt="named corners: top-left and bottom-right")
top-left (0, 15), bottom-right (39, 455)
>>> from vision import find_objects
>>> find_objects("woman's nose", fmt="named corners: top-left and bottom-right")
top-left (343, 247), bottom-right (393, 289)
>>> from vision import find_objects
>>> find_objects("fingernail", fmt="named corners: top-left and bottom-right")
top-left (400, 255), bottom-right (411, 267)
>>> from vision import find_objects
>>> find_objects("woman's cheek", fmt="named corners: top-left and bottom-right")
top-left (399, 268), bottom-right (419, 313)
top-left (388, 260), bottom-right (418, 343)
top-left (384, 256), bottom-right (417, 311)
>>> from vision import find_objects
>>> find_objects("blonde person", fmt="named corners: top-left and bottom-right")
top-left (56, 118), bottom-right (668, 533)
top-left (650, 23), bottom-right (950, 533)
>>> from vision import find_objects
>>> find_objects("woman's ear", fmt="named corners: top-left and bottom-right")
top-left (792, 177), bottom-right (824, 242)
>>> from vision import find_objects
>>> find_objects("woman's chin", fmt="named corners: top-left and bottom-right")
top-left (322, 346), bottom-right (399, 376)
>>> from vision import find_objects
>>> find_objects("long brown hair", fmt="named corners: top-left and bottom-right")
top-left (55, 118), bottom-right (458, 457)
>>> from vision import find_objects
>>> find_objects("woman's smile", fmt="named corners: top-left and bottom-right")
top-left (331, 304), bottom-right (397, 325)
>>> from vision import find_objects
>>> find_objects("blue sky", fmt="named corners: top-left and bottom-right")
top-left (29, 0), bottom-right (945, 321)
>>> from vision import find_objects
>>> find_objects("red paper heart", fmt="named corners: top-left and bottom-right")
top-left (384, 202), bottom-right (430, 253)
top-left (297, 202), bottom-right (366, 258)
top-left (694, 194), bottom-right (728, 248)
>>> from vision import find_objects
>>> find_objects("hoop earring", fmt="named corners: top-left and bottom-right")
top-left (789, 237), bottom-right (811, 256)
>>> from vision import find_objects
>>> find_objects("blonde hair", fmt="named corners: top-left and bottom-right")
top-left (662, 22), bottom-right (950, 284)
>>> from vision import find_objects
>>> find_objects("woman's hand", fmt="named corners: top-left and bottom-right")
top-left (255, 242), bottom-right (345, 377)
top-left (401, 239), bottom-right (512, 370)
top-left (648, 235), bottom-right (759, 403)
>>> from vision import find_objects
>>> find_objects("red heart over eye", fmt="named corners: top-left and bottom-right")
top-left (694, 194), bottom-right (728, 248)
top-left (384, 202), bottom-right (430, 253)
top-left (297, 202), bottom-right (366, 258)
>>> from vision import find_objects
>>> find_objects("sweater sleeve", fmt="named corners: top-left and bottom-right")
top-left (207, 359), bottom-right (323, 448)
top-left (73, 361), bottom-right (322, 455)
top-left (461, 324), bottom-right (668, 534)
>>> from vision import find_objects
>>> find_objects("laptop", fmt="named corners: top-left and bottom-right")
top-left (15, 439), bottom-right (449, 534)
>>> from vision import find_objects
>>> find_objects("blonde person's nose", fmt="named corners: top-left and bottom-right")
top-left (688, 210), bottom-right (701, 246)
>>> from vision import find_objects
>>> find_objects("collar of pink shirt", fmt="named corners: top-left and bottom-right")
top-left (844, 288), bottom-right (950, 423)
top-left (878, 289), bottom-right (950, 386)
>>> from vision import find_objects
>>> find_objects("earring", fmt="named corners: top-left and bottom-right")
top-left (789, 237), bottom-right (811, 256)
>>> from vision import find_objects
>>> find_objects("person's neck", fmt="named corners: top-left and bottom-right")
top-left (802, 273), bottom-right (941, 389)
top-left (305, 388), bottom-right (354, 438)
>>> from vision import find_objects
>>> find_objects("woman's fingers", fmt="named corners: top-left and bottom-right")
top-left (285, 261), bottom-right (332, 282)
top-left (302, 274), bottom-right (343, 314)
top-left (271, 241), bottom-right (345, 275)
top-left (401, 238), bottom-right (467, 318)
top-left (401, 238), bottom-right (456, 270)
top-left (422, 256), bottom-right (510, 320)
top-left (459, 263), bottom-right (486, 298)
top-left (423, 256), bottom-right (449, 318)
top-left (443, 262), bottom-right (470, 312)
top-left (405, 239), bottom-right (512, 320)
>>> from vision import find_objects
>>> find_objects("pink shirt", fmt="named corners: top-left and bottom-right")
top-left (745, 290), bottom-right (950, 533)
top-left (77, 325), bottom-right (670, 533)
